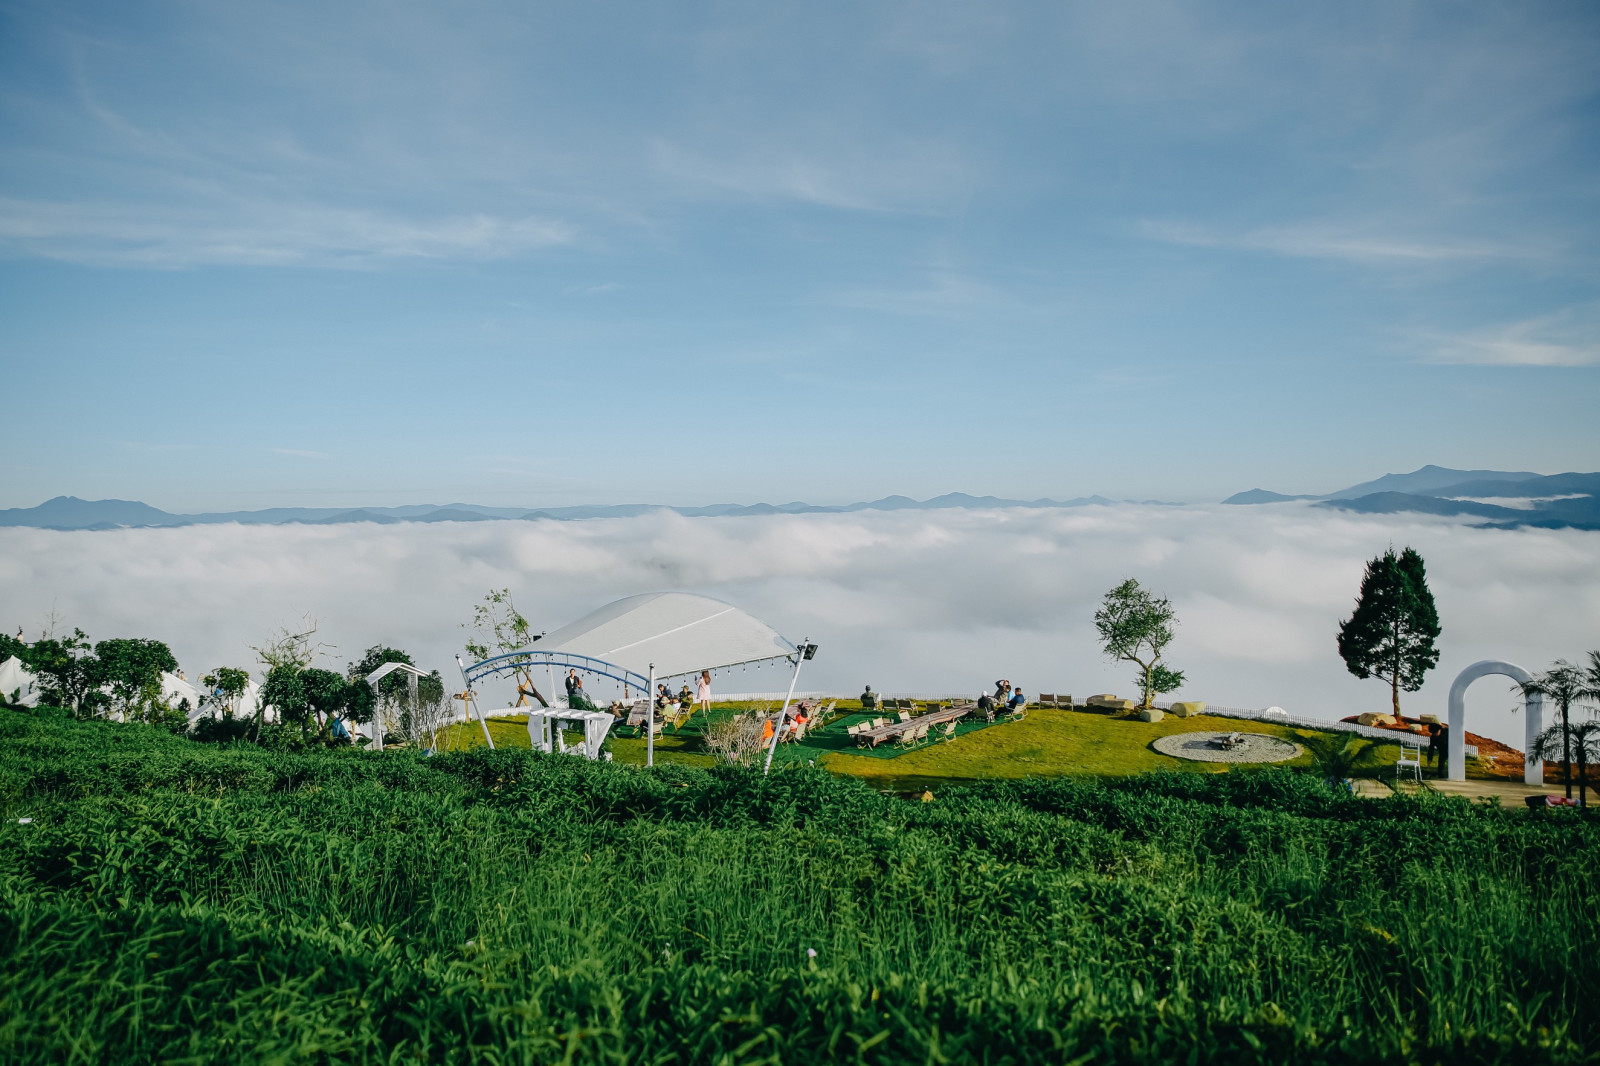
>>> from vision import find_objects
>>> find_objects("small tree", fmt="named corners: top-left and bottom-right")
top-left (202, 667), bottom-right (251, 719)
top-left (463, 589), bottom-right (547, 706)
top-left (1296, 731), bottom-right (1373, 789)
top-left (259, 664), bottom-right (309, 737)
top-left (299, 667), bottom-right (349, 738)
top-left (1528, 719), bottom-right (1600, 808)
top-left (1337, 546), bottom-right (1441, 718)
top-left (1516, 661), bottom-right (1591, 800)
top-left (1094, 578), bottom-right (1179, 709)
top-left (27, 629), bottom-right (102, 716)
top-left (94, 638), bottom-right (178, 722)
top-left (250, 617), bottom-right (330, 741)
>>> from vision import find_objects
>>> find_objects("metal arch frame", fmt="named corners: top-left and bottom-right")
top-left (461, 647), bottom-right (800, 689)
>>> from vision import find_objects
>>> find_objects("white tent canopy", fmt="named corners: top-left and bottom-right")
top-left (0, 656), bottom-right (39, 707)
top-left (522, 592), bottom-right (797, 683)
top-left (159, 672), bottom-right (204, 722)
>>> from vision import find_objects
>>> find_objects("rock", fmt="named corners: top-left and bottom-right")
top-left (1168, 701), bottom-right (1205, 717)
top-left (1087, 695), bottom-right (1136, 711)
top-left (1138, 708), bottom-right (1164, 723)
top-left (1419, 714), bottom-right (1440, 725)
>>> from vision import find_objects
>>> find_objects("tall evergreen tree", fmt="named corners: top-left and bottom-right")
top-left (1337, 546), bottom-right (1441, 718)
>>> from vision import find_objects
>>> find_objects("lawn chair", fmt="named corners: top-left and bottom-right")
top-left (872, 717), bottom-right (887, 729)
top-left (896, 710), bottom-right (912, 723)
top-left (924, 700), bottom-right (943, 713)
top-left (937, 721), bottom-right (957, 743)
top-left (1395, 740), bottom-right (1422, 785)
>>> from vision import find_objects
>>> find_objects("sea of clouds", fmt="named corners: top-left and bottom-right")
top-left (2, 503), bottom-right (1597, 748)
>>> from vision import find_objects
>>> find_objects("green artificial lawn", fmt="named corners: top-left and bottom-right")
top-left (436, 702), bottom-right (1415, 788)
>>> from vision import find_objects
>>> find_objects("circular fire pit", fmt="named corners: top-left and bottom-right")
top-left (1151, 731), bottom-right (1302, 764)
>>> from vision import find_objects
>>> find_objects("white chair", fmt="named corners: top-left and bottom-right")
top-left (1395, 740), bottom-right (1422, 784)
top-left (896, 711), bottom-right (911, 723)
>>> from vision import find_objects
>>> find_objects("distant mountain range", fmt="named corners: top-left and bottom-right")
top-left (7, 468), bottom-right (1595, 531)
top-left (1224, 465), bottom-right (1600, 530)
top-left (0, 491), bottom-right (1167, 531)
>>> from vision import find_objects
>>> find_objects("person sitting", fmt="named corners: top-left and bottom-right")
top-left (860, 685), bottom-right (878, 710)
top-left (678, 682), bottom-right (694, 707)
top-left (978, 692), bottom-right (996, 722)
top-left (1008, 688), bottom-right (1027, 714)
top-left (787, 701), bottom-right (812, 740)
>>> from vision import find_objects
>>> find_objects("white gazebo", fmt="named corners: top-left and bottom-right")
top-left (366, 660), bottom-right (462, 752)
top-left (460, 592), bottom-right (815, 767)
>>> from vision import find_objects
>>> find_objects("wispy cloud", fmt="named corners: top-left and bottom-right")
top-left (1424, 309), bottom-right (1600, 367)
top-left (0, 198), bottom-right (577, 267)
top-left (117, 441), bottom-right (193, 453)
top-left (1142, 220), bottom-right (1530, 265)
top-left (651, 137), bottom-right (971, 215)
top-left (830, 271), bottom-right (1009, 317)
top-left (271, 448), bottom-right (330, 460)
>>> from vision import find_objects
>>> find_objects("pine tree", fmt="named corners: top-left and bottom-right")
top-left (1337, 546), bottom-right (1441, 718)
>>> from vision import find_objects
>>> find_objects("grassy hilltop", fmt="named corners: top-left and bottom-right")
top-left (0, 706), bottom-right (1595, 1064)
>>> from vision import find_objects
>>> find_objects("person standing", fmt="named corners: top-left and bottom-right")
top-left (1428, 722), bottom-right (1448, 778)
top-left (697, 670), bottom-right (712, 715)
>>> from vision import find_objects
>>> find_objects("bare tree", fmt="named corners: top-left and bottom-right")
top-left (703, 712), bottom-right (768, 766)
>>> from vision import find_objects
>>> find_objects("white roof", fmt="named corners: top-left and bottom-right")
top-left (532, 592), bottom-right (796, 680)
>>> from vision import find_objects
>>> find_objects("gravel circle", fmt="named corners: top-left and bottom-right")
top-left (1152, 731), bottom-right (1302, 764)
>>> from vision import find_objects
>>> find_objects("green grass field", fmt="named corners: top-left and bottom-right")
top-left (7, 706), bottom-right (1591, 1063)
top-left (436, 703), bottom-right (1411, 789)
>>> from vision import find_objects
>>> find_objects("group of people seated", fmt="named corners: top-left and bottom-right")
top-left (559, 669), bottom-right (716, 721)
top-left (977, 679), bottom-right (1027, 722)
top-left (767, 699), bottom-right (812, 743)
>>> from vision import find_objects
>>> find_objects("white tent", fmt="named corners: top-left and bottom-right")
top-left (0, 656), bottom-right (39, 707)
top-left (159, 672), bottom-right (205, 722)
top-left (462, 592), bottom-right (813, 769)
top-left (531, 592), bottom-right (797, 681)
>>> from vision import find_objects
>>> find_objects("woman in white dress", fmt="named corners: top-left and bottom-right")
top-left (696, 670), bottom-right (711, 715)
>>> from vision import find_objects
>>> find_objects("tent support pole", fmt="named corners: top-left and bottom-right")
top-left (764, 645), bottom-right (808, 774)
top-left (647, 662), bottom-right (656, 767)
top-left (456, 655), bottom-right (495, 750)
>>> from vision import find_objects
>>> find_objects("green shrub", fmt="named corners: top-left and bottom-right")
top-left (0, 708), bottom-right (1594, 1064)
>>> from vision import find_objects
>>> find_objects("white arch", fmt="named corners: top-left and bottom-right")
top-left (1447, 660), bottom-right (1543, 784)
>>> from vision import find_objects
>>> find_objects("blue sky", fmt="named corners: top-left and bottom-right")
top-left (2, 0), bottom-right (1598, 511)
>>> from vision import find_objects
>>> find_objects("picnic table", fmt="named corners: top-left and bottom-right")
top-left (853, 703), bottom-right (974, 748)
